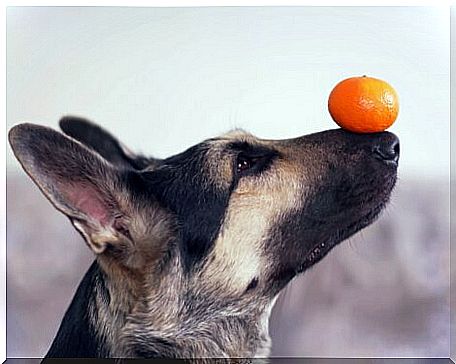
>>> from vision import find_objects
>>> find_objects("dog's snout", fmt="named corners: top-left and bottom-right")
top-left (292, 129), bottom-right (400, 166)
top-left (372, 133), bottom-right (400, 164)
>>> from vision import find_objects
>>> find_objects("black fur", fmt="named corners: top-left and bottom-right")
top-left (144, 144), bottom-right (233, 272)
top-left (46, 262), bottom-right (109, 358)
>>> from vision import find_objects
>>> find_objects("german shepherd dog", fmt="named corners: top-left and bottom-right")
top-left (8, 116), bottom-right (399, 359)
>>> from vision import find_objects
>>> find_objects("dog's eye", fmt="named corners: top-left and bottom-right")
top-left (232, 144), bottom-right (278, 178)
top-left (236, 155), bottom-right (254, 174)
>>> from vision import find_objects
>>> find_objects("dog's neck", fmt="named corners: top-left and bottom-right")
top-left (46, 261), bottom-right (109, 358)
top-left (46, 260), bottom-right (275, 358)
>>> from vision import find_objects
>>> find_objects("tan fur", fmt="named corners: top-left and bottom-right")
top-left (201, 134), bottom-right (305, 294)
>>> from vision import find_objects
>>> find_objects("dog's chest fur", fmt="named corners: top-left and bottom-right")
top-left (84, 260), bottom-right (275, 358)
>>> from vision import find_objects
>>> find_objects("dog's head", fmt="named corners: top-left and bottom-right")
top-left (9, 117), bottom-right (398, 347)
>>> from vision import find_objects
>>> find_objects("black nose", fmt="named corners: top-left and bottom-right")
top-left (373, 133), bottom-right (400, 164)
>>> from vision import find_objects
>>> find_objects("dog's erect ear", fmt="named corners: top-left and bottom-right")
top-left (9, 123), bottom-right (170, 262)
top-left (59, 116), bottom-right (159, 170)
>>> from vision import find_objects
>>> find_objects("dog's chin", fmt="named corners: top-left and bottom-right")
top-left (296, 200), bottom-right (387, 274)
top-left (298, 168), bottom-right (398, 273)
top-left (268, 199), bottom-right (389, 294)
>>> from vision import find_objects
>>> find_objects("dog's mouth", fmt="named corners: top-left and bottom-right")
top-left (295, 160), bottom-right (398, 273)
top-left (269, 200), bottom-right (387, 290)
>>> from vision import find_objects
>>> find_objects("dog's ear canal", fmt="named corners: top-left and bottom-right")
top-left (59, 116), bottom-right (159, 170)
top-left (8, 123), bottom-right (150, 255)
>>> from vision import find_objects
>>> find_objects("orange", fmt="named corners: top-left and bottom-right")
top-left (328, 76), bottom-right (399, 133)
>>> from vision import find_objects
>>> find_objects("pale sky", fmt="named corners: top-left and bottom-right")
top-left (7, 6), bottom-right (450, 179)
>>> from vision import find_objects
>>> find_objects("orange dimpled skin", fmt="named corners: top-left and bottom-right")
top-left (328, 76), bottom-right (399, 133)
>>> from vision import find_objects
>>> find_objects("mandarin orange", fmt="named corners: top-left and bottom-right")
top-left (328, 76), bottom-right (399, 133)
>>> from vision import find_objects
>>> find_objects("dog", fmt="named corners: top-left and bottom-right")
top-left (8, 116), bottom-right (399, 359)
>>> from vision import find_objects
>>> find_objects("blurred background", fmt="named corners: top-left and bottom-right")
top-left (6, 6), bottom-right (449, 357)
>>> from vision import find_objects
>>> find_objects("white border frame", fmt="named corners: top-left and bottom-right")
top-left (2, 1), bottom-right (453, 362)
